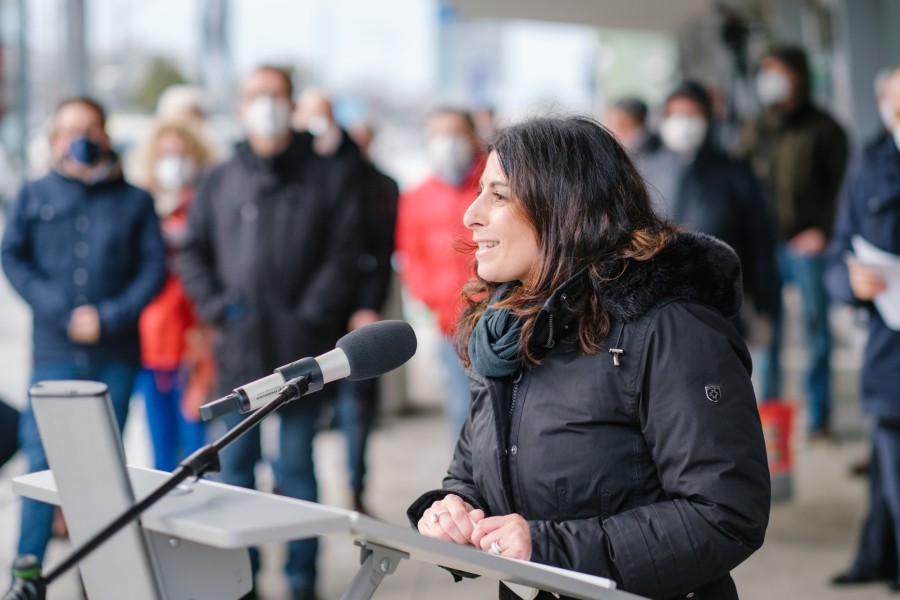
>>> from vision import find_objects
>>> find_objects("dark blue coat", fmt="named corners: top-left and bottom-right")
top-left (825, 138), bottom-right (900, 419)
top-left (1, 168), bottom-right (166, 364)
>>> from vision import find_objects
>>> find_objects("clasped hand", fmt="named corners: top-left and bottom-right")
top-left (68, 305), bottom-right (101, 344)
top-left (417, 493), bottom-right (532, 560)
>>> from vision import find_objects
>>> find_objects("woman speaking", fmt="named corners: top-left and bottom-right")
top-left (408, 116), bottom-right (770, 600)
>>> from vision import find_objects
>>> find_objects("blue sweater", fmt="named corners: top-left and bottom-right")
top-left (1, 169), bottom-right (166, 364)
top-left (825, 138), bottom-right (900, 419)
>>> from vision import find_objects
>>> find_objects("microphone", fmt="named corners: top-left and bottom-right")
top-left (199, 320), bottom-right (417, 420)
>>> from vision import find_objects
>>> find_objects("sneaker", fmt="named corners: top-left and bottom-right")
top-left (807, 427), bottom-right (833, 444)
top-left (831, 569), bottom-right (891, 585)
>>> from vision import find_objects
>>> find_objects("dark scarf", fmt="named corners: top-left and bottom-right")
top-left (468, 283), bottom-right (522, 378)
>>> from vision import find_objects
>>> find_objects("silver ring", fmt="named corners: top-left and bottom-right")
top-left (489, 541), bottom-right (502, 556)
top-left (428, 512), bottom-right (439, 523)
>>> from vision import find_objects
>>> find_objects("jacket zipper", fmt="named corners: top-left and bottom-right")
top-left (508, 378), bottom-right (520, 428)
top-left (545, 314), bottom-right (556, 348)
top-left (507, 370), bottom-right (523, 440)
top-left (505, 370), bottom-right (524, 513)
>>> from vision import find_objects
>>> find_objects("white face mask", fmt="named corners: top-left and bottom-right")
top-left (243, 94), bottom-right (292, 140)
top-left (154, 154), bottom-right (197, 193)
top-left (879, 99), bottom-right (895, 130)
top-left (307, 115), bottom-right (331, 137)
top-left (427, 134), bottom-right (474, 186)
top-left (660, 115), bottom-right (708, 155)
top-left (893, 123), bottom-right (900, 153)
top-left (306, 115), bottom-right (342, 156)
top-left (756, 70), bottom-right (792, 107)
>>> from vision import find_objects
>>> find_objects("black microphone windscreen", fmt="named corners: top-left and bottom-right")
top-left (336, 320), bottom-right (417, 381)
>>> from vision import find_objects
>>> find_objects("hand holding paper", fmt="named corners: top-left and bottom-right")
top-left (851, 236), bottom-right (900, 330)
top-left (847, 257), bottom-right (888, 301)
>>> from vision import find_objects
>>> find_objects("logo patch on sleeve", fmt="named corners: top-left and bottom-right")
top-left (705, 384), bottom-right (722, 403)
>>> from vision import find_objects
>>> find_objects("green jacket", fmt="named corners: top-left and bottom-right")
top-left (738, 101), bottom-right (848, 241)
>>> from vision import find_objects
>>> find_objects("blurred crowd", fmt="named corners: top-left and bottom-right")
top-left (603, 47), bottom-right (900, 594)
top-left (0, 39), bottom-right (899, 599)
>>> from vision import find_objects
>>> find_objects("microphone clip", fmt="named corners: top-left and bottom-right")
top-left (279, 376), bottom-right (310, 401)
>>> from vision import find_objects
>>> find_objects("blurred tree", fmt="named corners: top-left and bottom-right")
top-left (132, 56), bottom-right (188, 112)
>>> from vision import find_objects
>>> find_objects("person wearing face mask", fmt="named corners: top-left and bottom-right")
top-left (292, 88), bottom-right (362, 163)
top-left (1, 96), bottom-right (166, 567)
top-left (329, 120), bottom-right (399, 516)
top-left (295, 89), bottom-right (398, 516)
top-left (737, 45), bottom-right (848, 438)
top-left (395, 108), bottom-right (484, 443)
top-left (178, 65), bottom-right (361, 600)
top-left (640, 81), bottom-right (780, 338)
top-left (826, 66), bottom-right (900, 593)
top-left (133, 121), bottom-right (216, 473)
top-left (603, 96), bottom-right (661, 159)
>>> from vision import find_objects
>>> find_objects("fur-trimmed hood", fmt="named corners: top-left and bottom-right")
top-left (598, 231), bottom-right (743, 322)
top-left (532, 232), bottom-right (743, 350)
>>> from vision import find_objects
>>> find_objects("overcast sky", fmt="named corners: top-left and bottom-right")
top-left (23, 0), bottom-right (602, 117)
top-left (84, 0), bottom-right (438, 93)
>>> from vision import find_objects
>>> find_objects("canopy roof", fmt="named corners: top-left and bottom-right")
top-left (447, 0), bottom-right (713, 32)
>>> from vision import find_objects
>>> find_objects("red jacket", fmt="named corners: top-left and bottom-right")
top-left (395, 163), bottom-right (481, 335)
top-left (139, 206), bottom-right (196, 370)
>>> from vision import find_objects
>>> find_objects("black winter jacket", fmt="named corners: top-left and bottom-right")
top-left (178, 132), bottom-right (361, 394)
top-left (409, 233), bottom-right (770, 599)
top-left (353, 161), bottom-right (399, 313)
top-left (641, 145), bottom-right (781, 327)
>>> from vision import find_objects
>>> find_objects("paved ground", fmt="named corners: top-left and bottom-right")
top-left (0, 218), bottom-right (895, 598)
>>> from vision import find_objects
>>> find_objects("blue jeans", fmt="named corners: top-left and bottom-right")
top-left (17, 358), bottom-right (138, 563)
top-left (135, 368), bottom-right (205, 472)
top-left (439, 337), bottom-right (472, 444)
top-left (760, 247), bottom-right (832, 431)
top-left (215, 399), bottom-right (321, 590)
top-left (334, 379), bottom-right (377, 496)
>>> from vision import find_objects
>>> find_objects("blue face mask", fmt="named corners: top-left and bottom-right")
top-left (69, 137), bottom-right (102, 165)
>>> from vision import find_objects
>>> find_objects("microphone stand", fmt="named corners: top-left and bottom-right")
top-left (4, 377), bottom-right (311, 600)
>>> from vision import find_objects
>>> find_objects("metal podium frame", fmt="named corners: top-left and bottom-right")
top-left (14, 381), bottom-right (647, 600)
top-left (24, 380), bottom-right (251, 600)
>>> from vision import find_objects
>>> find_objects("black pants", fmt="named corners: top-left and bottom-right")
top-left (846, 435), bottom-right (897, 579)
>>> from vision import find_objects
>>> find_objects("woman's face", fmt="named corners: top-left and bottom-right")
top-left (155, 131), bottom-right (189, 158)
top-left (463, 152), bottom-right (540, 283)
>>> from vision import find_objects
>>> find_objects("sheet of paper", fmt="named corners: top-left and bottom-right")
top-left (501, 581), bottom-right (543, 599)
top-left (499, 557), bottom-right (617, 598)
top-left (851, 235), bottom-right (900, 330)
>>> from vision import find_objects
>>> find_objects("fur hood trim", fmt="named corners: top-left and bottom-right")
top-left (596, 231), bottom-right (743, 322)
top-left (528, 232), bottom-right (743, 354)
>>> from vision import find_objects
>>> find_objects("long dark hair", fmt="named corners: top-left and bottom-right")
top-left (456, 116), bottom-right (676, 368)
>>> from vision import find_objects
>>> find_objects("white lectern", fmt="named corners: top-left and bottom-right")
top-left (13, 381), bottom-right (647, 600)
